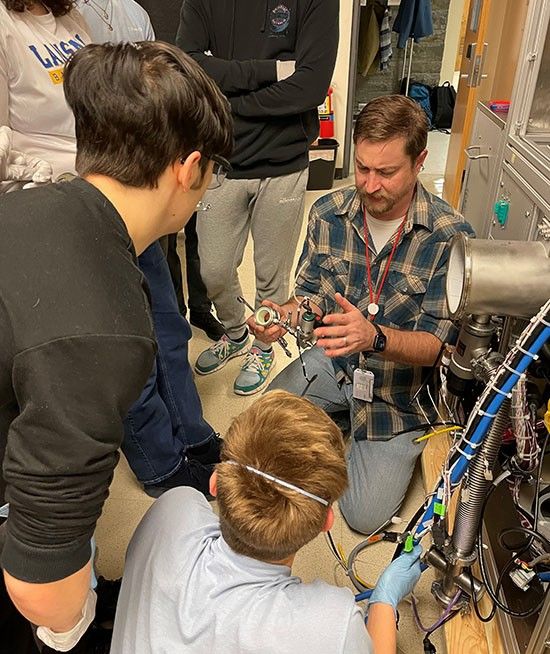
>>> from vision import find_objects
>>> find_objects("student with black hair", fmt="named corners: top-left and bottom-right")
top-left (0, 40), bottom-right (232, 651)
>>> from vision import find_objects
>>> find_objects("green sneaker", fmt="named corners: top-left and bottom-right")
top-left (234, 346), bottom-right (275, 396)
top-left (195, 334), bottom-right (249, 375)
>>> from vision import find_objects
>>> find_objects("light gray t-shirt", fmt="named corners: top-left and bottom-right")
top-left (111, 487), bottom-right (372, 654)
top-left (76, 0), bottom-right (155, 43)
top-left (365, 210), bottom-right (405, 254)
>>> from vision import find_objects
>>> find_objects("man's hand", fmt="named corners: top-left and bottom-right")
top-left (314, 293), bottom-right (375, 357)
top-left (246, 300), bottom-right (290, 343)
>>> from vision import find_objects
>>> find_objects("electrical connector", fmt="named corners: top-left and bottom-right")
top-left (403, 534), bottom-right (415, 553)
top-left (434, 502), bottom-right (446, 517)
top-left (381, 532), bottom-right (401, 543)
top-left (509, 566), bottom-right (536, 591)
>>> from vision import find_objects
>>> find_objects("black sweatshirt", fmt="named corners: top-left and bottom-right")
top-left (0, 179), bottom-right (156, 583)
top-left (176, 0), bottom-right (339, 179)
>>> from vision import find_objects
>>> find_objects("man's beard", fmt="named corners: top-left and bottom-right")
top-left (358, 186), bottom-right (408, 218)
top-left (358, 189), bottom-right (394, 217)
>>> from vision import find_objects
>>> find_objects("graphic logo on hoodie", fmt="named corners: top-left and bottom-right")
top-left (270, 4), bottom-right (291, 34)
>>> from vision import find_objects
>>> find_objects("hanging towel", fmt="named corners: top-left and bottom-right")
top-left (392, 0), bottom-right (433, 49)
top-left (379, 7), bottom-right (392, 70)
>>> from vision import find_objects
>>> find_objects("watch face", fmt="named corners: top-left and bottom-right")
top-left (373, 333), bottom-right (387, 352)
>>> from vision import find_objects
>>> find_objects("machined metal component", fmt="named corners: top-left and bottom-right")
top-left (426, 548), bottom-right (485, 606)
top-left (298, 308), bottom-right (316, 341)
top-left (237, 296), bottom-right (293, 357)
top-left (296, 298), bottom-right (317, 348)
top-left (237, 295), bottom-right (318, 357)
top-left (471, 351), bottom-right (504, 383)
top-left (255, 305), bottom-right (279, 327)
top-left (448, 315), bottom-right (496, 386)
top-left (510, 566), bottom-right (537, 592)
top-left (446, 233), bottom-right (550, 319)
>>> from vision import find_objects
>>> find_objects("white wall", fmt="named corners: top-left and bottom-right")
top-left (331, 0), bottom-right (354, 169)
top-left (439, 0), bottom-right (465, 83)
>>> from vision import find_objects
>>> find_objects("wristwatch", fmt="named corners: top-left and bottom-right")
top-left (371, 322), bottom-right (387, 353)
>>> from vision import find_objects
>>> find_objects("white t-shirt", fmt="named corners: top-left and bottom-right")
top-left (0, 4), bottom-right (90, 178)
top-left (365, 210), bottom-right (406, 254)
top-left (76, 0), bottom-right (154, 44)
top-left (111, 487), bottom-right (373, 654)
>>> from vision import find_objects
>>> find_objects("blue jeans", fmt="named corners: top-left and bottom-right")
top-left (122, 241), bottom-right (215, 485)
top-left (268, 347), bottom-right (425, 534)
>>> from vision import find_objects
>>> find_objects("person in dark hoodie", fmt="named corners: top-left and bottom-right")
top-left (0, 40), bottom-right (232, 653)
top-left (177, 0), bottom-right (339, 396)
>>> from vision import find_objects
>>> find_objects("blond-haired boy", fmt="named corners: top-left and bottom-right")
top-left (111, 390), bottom-right (421, 653)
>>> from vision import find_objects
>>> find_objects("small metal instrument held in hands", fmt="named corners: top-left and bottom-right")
top-left (237, 296), bottom-right (318, 357)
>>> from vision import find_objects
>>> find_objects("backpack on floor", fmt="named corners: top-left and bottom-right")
top-left (400, 78), bottom-right (433, 126)
top-left (430, 81), bottom-right (456, 129)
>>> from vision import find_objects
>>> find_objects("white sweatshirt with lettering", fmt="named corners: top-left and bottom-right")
top-left (0, 5), bottom-right (90, 178)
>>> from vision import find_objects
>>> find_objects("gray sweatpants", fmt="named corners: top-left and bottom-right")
top-left (268, 346), bottom-right (425, 535)
top-left (197, 169), bottom-right (308, 339)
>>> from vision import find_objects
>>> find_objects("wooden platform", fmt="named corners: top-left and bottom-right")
top-left (421, 434), bottom-right (505, 654)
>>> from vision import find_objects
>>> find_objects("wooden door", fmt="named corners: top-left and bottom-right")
top-left (444, 0), bottom-right (530, 208)
top-left (444, 0), bottom-right (494, 207)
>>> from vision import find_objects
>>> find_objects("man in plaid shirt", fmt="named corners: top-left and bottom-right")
top-left (251, 95), bottom-right (474, 534)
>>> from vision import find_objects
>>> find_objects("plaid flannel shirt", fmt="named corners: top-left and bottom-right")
top-left (294, 182), bottom-right (474, 441)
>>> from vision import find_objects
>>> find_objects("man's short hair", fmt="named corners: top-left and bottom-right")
top-left (64, 41), bottom-right (233, 188)
top-left (216, 390), bottom-right (347, 562)
top-left (3, 0), bottom-right (74, 15)
top-left (353, 94), bottom-right (428, 162)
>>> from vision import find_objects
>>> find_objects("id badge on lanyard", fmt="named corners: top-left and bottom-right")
top-left (353, 354), bottom-right (374, 402)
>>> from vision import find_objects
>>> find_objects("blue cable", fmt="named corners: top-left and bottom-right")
top-left (355, 589), bottom-right (372, 602)
top-left (354, 322), bottom-right (550, 605)
top-left (415, 326), bottom-right (550, 538)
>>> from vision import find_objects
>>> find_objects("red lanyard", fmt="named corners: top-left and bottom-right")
top-left (363, 207), bottom-right (407, 321)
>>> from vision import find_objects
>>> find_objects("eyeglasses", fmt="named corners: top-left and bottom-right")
top-left (208, 154), bottom-right (231, 190)
top-left (179, 152), bottom-right (231, 192)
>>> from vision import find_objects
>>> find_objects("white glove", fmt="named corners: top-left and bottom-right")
top-left (276, 60), bottom-right (296, 81)
top-left (0, 126), bottom-right (52, 185)
top-left (36, 588), bottom-right (97, 652)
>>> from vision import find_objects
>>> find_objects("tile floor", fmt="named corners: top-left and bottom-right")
top-left (95, 132), bottom-right (451, 653)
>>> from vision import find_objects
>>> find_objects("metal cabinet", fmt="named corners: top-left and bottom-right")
top-left (488, 164), bottom-right (537, 240)
top-left (485, 0), bottom-right (550, 650)
top-left (507, 0), bottom-right (550, 192)
top-left (460, 102), bottom-right (507, 237)
top-left (457, 0), bottom-right (550, 651)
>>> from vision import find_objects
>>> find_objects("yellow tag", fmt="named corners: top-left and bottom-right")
top-left (49, 69), bottom-right (64, 85)
top-left (544, 399), bottom-right (550, 433)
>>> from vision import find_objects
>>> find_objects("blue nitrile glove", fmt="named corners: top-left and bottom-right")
top-left (369, 544), bottom-right (422, 612)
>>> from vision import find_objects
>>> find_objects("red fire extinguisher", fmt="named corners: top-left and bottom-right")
top-left (318, 86), bottom-right (334, 138)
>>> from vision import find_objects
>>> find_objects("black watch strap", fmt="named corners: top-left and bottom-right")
top-left (371, 322), bottom-right (387, 353)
